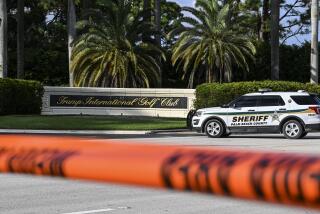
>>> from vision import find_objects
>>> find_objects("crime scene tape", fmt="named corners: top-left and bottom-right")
top-left (1, 135), bottom-right (320, 209)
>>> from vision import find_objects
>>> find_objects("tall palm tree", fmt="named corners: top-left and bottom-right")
top-left (170, 0), bottom-right (255, 87)
top-left (310, 0), bottom-right (318, 84)
top-left (154, 0), bottom-right (161, 45)
top-left (270, 0), bottom-right (279, 80)
top-left (0, 0), bottom-right (7, 78)
top-left (71, 0), bottom-right (164, 88)
top-left (154, 0), bottom-right (162, 86)
top-left (17, 0), bottom-right (24, 79)
top-left (68, 0), bottom-right (76, 87)
top-left (142, 0), bottom-right (152, 43)
top-left (261, 0), bottom-right (270, 41)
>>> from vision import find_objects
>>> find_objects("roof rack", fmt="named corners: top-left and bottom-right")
top-left (258, 88), bottom-right (272, 93)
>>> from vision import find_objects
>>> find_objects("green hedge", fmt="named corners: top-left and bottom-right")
top-left (0, 78), bottom-right (44, 115)
top-left (195, 81), bottom-right (320, 109)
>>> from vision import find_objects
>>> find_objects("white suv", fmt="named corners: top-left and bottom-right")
top-left (192, 90), bottom-right (320, 139)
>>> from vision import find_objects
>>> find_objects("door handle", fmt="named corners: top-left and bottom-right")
top-left (278, 108), bottom-right (287, 111)
top-left (248, 109), bottom-right (255, 112)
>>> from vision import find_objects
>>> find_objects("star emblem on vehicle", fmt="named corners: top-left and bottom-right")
top-left (271, 111), bottom-right (281, 122)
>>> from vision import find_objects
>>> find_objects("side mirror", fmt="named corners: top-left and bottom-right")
top-left (232, 104), bottom-right (238, 108)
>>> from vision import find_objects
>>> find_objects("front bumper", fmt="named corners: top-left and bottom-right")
top-left (192, 127), bottom-right (202, 133)
top-left (305, 123), bottom-right (320, 132)
top-left (191, 116), bottom-right (203, 133)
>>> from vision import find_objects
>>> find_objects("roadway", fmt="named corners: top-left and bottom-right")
top-left (1, 132), bottom-right (320, 214)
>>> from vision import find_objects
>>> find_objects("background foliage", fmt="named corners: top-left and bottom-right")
top-left (0, 78), bottom-right (44, 115)
top-left (4, 0), bottom-right (318, 88)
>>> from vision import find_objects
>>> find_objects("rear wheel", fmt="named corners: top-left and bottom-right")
top-left (205, 119), bottom-right (225, 138)
top-left (282, 120), bottom-right (304, 139)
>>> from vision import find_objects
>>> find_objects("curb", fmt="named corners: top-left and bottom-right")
top-left (0, 129), bottom-right (149, 135)
top-left (0, 129), bottom-right (191, 135)
top-left (147, 129), bottom-right (190, 134)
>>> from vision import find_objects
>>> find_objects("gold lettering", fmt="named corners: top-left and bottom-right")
top-left (161, 98), bottom-right (180, 107)
top-left (137, 98), bottom-right (160, 108)
top-left (57, 96), bottom-right (82, 107)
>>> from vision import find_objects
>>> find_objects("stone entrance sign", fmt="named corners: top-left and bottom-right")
top-left (42, 87), bottom-right (195, 118)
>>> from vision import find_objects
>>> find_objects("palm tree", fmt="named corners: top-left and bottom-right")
top-left (154, 0), bottom-right (162, 86)
top-left (68, 0), bottom-right (76, 87)
top-left (0, 0), bottom-right (7, 78)
top-left (261, 0), bottom-right (270, 41)
top-left (17, 0), bottom-right (24, 79)
top-left (154, 0), bottom-right (161, 45)
top-left (270, 0), bottom-right (279, 80)
top-left (71, 0), bottom-right (164, 88)
top-left (170, 0), bottom-right (255, 87)
top-left (310, 0), bottom-right (318, 84)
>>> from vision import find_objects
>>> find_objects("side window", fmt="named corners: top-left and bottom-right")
top-left (234, 96), bottom-right (259, 107)
top-left (291, 96), bottom-right (320, 105)
top-left (259, 96), bottom-right (285, 106)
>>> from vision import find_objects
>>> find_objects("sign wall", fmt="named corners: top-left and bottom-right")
top-left (42, 87), bottom-right (195, 118)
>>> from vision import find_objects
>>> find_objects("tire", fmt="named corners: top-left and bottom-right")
top-left (205, 119), bottom-right (225, 138)
top-left (222, 132), bottom-right (231, 138)
top-left (282, 120), bottom-right (304, 139)
top-left (300, 131), bottom-right (308, 139)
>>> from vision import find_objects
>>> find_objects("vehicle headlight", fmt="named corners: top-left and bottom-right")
top-left (194, 110), bottom-right (204, 117)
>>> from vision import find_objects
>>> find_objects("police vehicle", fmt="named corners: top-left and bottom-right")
top-left (192, 89), bottom-right (320, 139)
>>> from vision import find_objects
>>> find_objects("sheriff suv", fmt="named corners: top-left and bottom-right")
top-left (192, 90), bottom-right (320, 139)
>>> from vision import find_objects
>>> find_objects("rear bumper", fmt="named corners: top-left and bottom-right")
top-left (305, 123), bottom-right (320, 132)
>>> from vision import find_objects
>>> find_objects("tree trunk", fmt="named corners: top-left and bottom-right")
top-left (17, 0), bottom-right (24, 79)
top-left (270, 0), bottom-right (279, 80)
top-left (261, 0), bottom-right (270, 42)
top-left (0, 0), bottom-right (7, 78)
top-left (155, 0), bottom-right (161, 46)
top-left (224, 69), bottom-right (232, 83)
top-left (143, 0), bottom-right (151, 20)
top-left (310, 0), bottom-right (318, 84)
top-left (154, 0), bottom-right (161, 87)
top-left (81, 0), bottom-right (91, 20)
top-left (143, 0), bottom-right (151, 43)
top-left (67, 0), bottom-right (76, 87)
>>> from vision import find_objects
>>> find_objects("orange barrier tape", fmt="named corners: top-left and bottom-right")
top-left (1, 134), bottom-right (320, 209)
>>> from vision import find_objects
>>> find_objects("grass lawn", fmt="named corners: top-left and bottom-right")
top-left (0, 115), bottom-right (186, 130)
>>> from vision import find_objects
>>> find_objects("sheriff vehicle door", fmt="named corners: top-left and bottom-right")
top-left (227, 96), bottom-right (260, 133)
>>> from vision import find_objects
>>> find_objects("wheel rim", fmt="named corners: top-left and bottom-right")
top-left (285, 123), bottom-right (300, 138)
top-left (207, 121), bottom-right (221, 136)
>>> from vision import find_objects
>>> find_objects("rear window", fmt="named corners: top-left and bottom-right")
top-left (291, 95), bottom-right (320, 105)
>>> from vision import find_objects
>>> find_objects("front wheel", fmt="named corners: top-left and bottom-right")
top-left (300, 131), bottom-right (308, 139)
top-left (282, 120), bottom-right (304, 139)
top-left (205, 119), bottom-right (225, 138)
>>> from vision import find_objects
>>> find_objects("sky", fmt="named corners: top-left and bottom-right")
top-left (174, 0), bottom-right (194, 6)
top-left (169, 0), bottom-right (313, 45)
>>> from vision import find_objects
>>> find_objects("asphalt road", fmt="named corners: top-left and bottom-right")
top-left (1, 132), bottom-right (320, 214)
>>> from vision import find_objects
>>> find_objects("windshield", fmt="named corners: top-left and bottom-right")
top-left (227, 96), bottom-right (242, 106)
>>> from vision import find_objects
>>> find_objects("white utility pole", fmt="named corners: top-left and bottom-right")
top-left (310, 0), bottom-right (319, 84)
top-left (0, 0), bottom-right (7, 78)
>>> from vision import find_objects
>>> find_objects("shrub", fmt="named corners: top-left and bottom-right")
top-left (0, 78), bottom-right (44, 115)
top-left (194, 81), bottom-right (320, 109)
